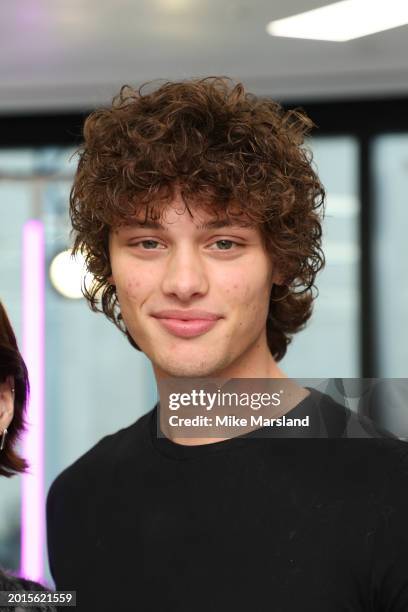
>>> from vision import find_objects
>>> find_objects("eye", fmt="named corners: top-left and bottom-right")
top-left (210, 239), bottom-right (241, 251)
top-left (130, 240), bottom-right (164, 250)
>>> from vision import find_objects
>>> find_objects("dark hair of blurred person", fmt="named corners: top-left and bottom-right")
top-left (0, 300), bottom-right (57, 611)
top-left (0, 300), bottom-right (29, 477)
top-left (0, 568), bottom-right (57, 611)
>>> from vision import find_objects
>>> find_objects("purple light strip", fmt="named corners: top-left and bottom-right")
top-left (21, 219), bottom-right (45, 582)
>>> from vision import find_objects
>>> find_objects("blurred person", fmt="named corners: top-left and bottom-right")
top-left (0, 300), bottom-right (57, 612)
top-left (47, 77), bottom-right (408, 611)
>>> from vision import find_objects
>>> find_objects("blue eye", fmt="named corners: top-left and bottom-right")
top-left (137, 240), bottom-right (162, 249)
top-left (212, 240), bottom-right (239, 250)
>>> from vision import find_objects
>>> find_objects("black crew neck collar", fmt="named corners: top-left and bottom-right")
top-left (149, 385), bottom-right (322, 460)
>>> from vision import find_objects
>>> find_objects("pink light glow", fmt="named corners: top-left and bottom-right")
top-left (21, 219), bottom-right (45, 582)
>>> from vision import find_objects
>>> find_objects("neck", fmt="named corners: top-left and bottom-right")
top-left (154, 354), bottom-right (309, 447)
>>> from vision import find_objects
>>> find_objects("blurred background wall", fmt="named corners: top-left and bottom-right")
top-left (0, 0), bottom-right (407, 588)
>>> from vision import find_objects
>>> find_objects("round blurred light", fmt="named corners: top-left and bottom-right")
top-left (49, 249), bottom-right (91, 299)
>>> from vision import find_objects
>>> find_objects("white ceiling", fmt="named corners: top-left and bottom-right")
top-left (2, 0), bottom-right (408, 113)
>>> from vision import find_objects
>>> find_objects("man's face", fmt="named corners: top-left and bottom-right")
top-left (108, 192), bottom-right (281, 378)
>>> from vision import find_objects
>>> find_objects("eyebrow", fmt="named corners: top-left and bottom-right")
top-left (121, 219), bottom-right (254, 231)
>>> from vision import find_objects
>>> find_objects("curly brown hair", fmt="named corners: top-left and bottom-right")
top-left (0, 300), bottom-right (29, 477)
top-left (70, 76), bottom-right (326, 362)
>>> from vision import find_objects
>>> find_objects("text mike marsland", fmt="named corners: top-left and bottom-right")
top-left (168, 414), bottom-right (310, 428)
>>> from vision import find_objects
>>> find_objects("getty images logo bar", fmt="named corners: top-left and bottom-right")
top-left (154, 378), bottom-right (408, 440)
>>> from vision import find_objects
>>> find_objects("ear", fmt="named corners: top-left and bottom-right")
top-left (107, 274), bottom-right (115, 285)
top-left (0, 377), bottom-right (15, 432)
top-left (272, 269), bottom-right (286, 287)
top-left (269, 256), bottom-right (286, 287)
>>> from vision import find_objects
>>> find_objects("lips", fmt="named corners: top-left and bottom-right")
top-left (152, 309), bottom-right (220, 321)
top-left (151, 317), bottom-right (219, 338)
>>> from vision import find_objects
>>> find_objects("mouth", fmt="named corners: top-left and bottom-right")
top-left (152, 316), bottom-right (220, 338)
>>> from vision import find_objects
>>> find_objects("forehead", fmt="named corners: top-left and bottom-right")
top-left (119, 217), bottom-right (255, 232)
top-left (116, 202), bottom-right (258, 232)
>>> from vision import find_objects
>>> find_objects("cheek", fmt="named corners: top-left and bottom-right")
top-left (223, 277), bottom-right (269, 309)
top-left (113, 272), bottom-right (142, 306)
top-left (113, 258), bottom-right (154, 301)
top-left (217, 254), bottom-right (271, 304)
top-left (124, 278), bottom-right (141, 300)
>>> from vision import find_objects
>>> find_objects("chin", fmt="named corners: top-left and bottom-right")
top-left (156, 354), bottom-right (227, 378)
top-left (160, 364), bottom-right (214, 378)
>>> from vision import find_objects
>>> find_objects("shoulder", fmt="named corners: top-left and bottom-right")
top-left (370, 437), bottom-right (408, 497)
top-left (46, 407), bottom-right (155, 583)
top-left (277, 387), bottom-right (408, 493)
top-left (343, 437), bottom-right (408, 487)
top-left (309, 386), bottom-right (399, 440)
top-left (319, 389), bottom-right (408, 481)
top-left (318, 430), bottom-right (408, 503)
top-left (46, 407), bottom-right (154, 509)
top-left (314, 387), bottom-right (408, 474)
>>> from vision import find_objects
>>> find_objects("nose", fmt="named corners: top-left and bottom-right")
top-left (161, 245), bottom-right (209, 300)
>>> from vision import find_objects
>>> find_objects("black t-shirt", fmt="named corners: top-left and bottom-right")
top-left (46, 387), bottom-right (408, 611)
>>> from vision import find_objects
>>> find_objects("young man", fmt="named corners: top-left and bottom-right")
top-left (46, 77), bottom-right (408, 611)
